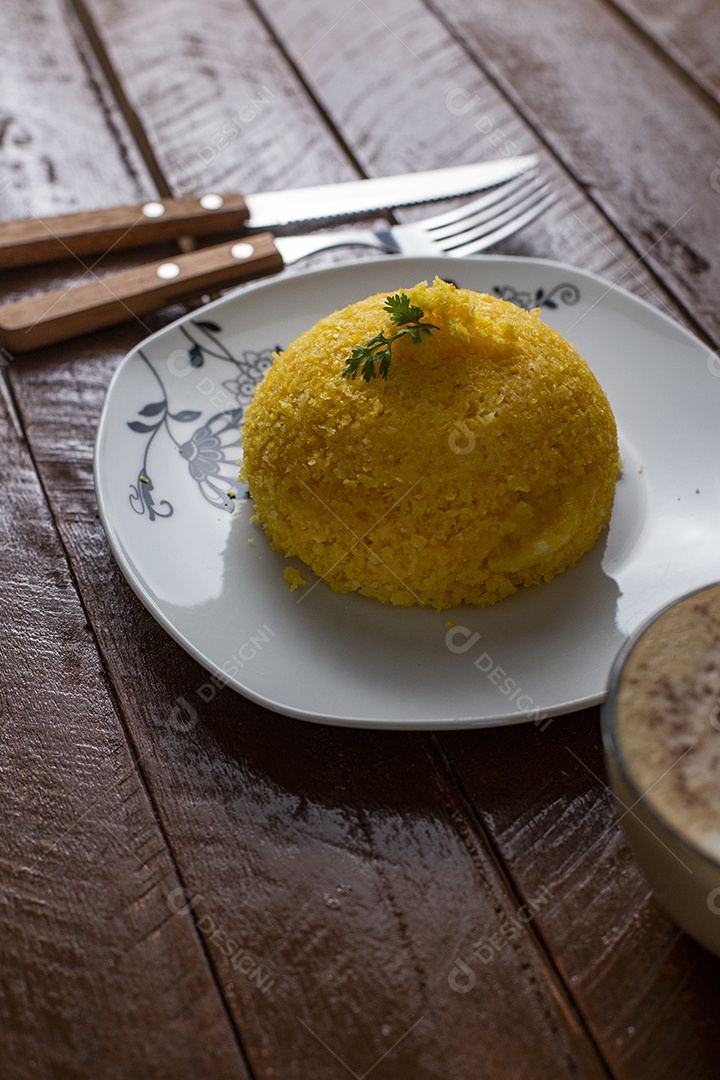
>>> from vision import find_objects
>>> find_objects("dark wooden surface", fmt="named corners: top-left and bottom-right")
top-left (1, 1), bottom-right (719, 1077)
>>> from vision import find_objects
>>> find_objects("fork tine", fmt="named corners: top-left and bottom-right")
top-left (441, 188), bottom-right (557, 256)
top-left (415, 167), bottom-right (540, 231)
top-left (428, 173), bottom-right (544, 242)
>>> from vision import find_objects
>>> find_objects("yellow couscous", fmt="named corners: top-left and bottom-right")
top-left (240, 278), bottom-right (619, 610)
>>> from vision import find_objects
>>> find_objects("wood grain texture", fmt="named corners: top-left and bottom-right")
top-left (426, 0), bottom-right (720, 347)
top-left (3, 0), bottom-right (720, 1076)
top-left (437, 713), bottom-right (720, 1080)
top-left (0, 232), bottom-right (284, 350)
top-left (606, 0), bottom-right (720, 102)
top-left (0, 194), bottom-right (252, 267)
top-left (79, 0), bottom-right (360, 198)
top-left (0, 0), bottom-right (153, 220)
top-left (0, 373), bottom-right (247, 1079)
top-left (251, 0), bottom-right (689, 319)
top-left (0, 0), bottom-right (186, 347)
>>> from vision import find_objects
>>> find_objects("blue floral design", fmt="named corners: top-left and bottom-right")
top-left (126, 317), bottom-right (281, 521)
top-left (494, 282), bottom-right (581, 310)
top-left (179, 409), bottom-right (244, 512)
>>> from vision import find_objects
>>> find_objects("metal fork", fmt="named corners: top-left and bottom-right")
top-left (0, 171), bottom-right (555, 352)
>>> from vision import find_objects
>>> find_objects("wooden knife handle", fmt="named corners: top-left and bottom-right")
top-left (0, 194), bottom-right (250, 268)
top-left (0, 233), bottom-right (283, 352)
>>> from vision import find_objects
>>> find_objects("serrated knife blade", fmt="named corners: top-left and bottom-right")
top-left (242, 156), bottom-right (538, 228)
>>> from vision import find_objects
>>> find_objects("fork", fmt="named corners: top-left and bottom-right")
top-left (0, 172), bottom-right (555, 352)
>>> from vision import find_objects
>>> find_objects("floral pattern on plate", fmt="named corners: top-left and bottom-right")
top-left (127, 318), bottom-right (280, 519)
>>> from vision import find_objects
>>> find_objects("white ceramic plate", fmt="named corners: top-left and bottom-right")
top-left (94, 255), bottom-right (720, 729)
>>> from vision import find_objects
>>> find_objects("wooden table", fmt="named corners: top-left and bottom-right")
top-left (2, 1), bottom-right (720, 1077)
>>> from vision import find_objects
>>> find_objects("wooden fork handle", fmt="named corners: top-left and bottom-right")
top-left (0, 194), bottom-right (250, 267)
top-left (0, 234), bottom-right (284, 352)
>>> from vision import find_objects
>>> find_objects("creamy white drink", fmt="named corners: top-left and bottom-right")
top-left (603, 583), bottom-right (720, 956)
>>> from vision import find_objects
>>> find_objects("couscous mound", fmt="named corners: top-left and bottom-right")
top-left (240, 278), bottom-right (618, 609)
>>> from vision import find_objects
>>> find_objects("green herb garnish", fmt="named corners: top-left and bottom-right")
top-left (342, 291), bottom-right (438, 381)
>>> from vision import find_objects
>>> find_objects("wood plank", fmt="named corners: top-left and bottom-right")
top-left (606, 0), bottom-right (720, 103)
top-left (249, 0), bottom-right (694, 324)
top-left (437, 712), bottom-right (720, 1079)
top-left (78, 0), bottom-right (359, 199)
top-left (423, 0), bottom-right (720, 346)
top-left (0, 0), bottom-right (153, 220)
top-left (0, 374), bottom-right (246, 1078)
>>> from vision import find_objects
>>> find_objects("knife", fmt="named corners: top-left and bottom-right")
top-left (0, 156), bottom-right (537, 269)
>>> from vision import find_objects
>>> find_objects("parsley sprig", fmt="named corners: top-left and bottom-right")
top-left (342, 291), bottom-right (439, 381)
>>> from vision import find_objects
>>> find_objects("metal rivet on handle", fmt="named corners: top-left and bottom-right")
top-left (142, 201), bottom-right (166, 218)
top-left (156, 262), bottom-right (181, 279)
top-left (230, 243), bottom-right (254, 260)
top-left (200, 194), bottom-right (224, 210)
